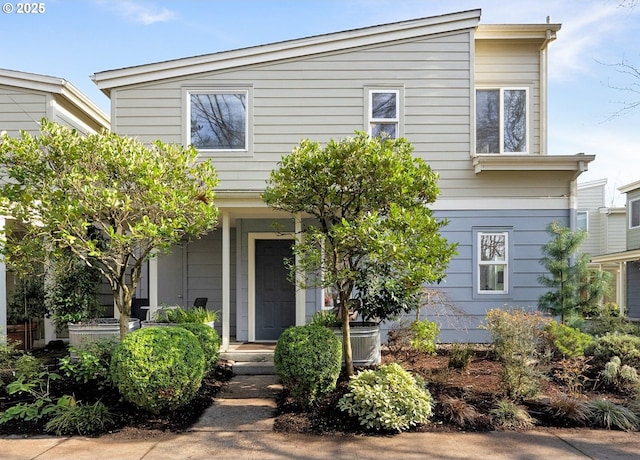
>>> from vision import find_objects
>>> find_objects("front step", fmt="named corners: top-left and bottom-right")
top-left (221, 343), bottom-right (276, 375)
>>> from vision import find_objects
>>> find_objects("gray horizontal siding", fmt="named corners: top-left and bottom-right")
top-left (0, 86), bottom-right (47, 136)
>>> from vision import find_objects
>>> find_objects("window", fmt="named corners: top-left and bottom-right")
top-left (476, 88), bottom-right (528, 154)
top-left (630, 198), bottom-right (640, 229)
top-left (478, 232), bottom-right (508, 294)
top-left (577, 211), bottom-right (588, 231)
top-left (369, 90), bottom-right (399, 139)
top-left (189, 91), bottom-right (247, 150)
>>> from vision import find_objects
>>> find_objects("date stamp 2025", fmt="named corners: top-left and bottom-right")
top-left (2, 2), bottom-right (46, 14)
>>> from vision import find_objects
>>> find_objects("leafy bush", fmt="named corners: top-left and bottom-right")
top-left (59, 338), bottom-right (118, 389)
top-left (490, 399), bottom-right (535, 430)
top-left (544, 321), bottom-right (593, 358)
top-left (338, 363), bottom-right (433, 432)
top-left (274, 325), bottom-right (341, 407)
top-left (485, 309), bottom-right (548, 399)
top-left (408, 320), bottom-right (439, 355)
top-left (44, 396), bottom-right (116, 436)
top-left (309, 310), bottom-right (340, 328)
top-left (587, 333), bottom-right (640, 368)
top-left (110, 327), bottom-right (205, 414)
top-left (553, 357), bottom-right (591, 397)
top-left (176, 323), bottom-right (221, 373)
top-left (586, 398), bottom-right (639, 431)
top-left (448, 343), bottom-right (474, 370)
top-left (164, 306), bottom-right (217, 324)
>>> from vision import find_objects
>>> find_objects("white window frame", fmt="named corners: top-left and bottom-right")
top-left (187, 89), bottom-right (249, 152)
top-left (368, 89), bottom-right (400, 139)
top-left (577, 211), bottom-right (589, 232)
top-left (477, 231), bottom-right (509, 295)
top-left (630, 198), bottom-right (640, 229)
top-left (475, 87), bottom-right (529, 155)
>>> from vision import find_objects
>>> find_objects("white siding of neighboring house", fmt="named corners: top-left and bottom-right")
top-left (578, 181), bottom-right (607, 256)
top-left (605, 209), bottom-right (626, 254)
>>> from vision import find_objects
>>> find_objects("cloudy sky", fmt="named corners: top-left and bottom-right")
top-left (1, 0), bottom-right (638, 204)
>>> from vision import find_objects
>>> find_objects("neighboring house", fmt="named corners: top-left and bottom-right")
top-left (592, 180), bottom-right (640, 320)
top-left (577, 179), bottom-right (626, 306)
top-left (0, 69), bottom-right (110, 346)
top-left (92, 10), bottom-right (594, 349)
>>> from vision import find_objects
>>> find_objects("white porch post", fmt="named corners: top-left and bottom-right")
top-left (295, 213), bottom-right (305, 326)
top-left (0, 217), bottom-right (6, 344)
top-left (222, 211), bottom-right (230, 351)
top-left (149, 251), bottom-right (158, 310)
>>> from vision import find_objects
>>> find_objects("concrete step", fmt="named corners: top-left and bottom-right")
top-left (231, 361), bottom-right (275, 375)
top-left (220, 350), bottom-right (274, 363)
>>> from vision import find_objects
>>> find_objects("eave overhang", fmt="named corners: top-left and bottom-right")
top-left (473, 154), bottom-right (595, 180)
top-left (591, 249), bottom-right (640, 265)
top-left (91, 9), bottom-right (481, 96)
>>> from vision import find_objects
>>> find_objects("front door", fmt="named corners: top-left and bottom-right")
top-left (255, 239), bottom-right (295, 341)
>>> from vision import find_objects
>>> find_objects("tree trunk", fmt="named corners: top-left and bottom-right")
top-left (114, 284), bottom-right (133, 339)
top-left (340, 296), bottom-right (354, 376)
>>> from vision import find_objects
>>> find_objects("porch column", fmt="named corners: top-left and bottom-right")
top-left (0, 217), bottom-right (6, 344)
top-left (294, 213), bottom-right (305, 326)
top-left (222, 211), bottom-right (230, 351)
top-left (149, 251), bottom-right (158, 310)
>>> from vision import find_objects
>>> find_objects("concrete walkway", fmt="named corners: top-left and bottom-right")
top-left (2, 374), bottom-right (639, 459)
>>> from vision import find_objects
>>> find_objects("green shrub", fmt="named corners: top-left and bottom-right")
top-left (485, 309), bottom-right (548, 399)
top-left (587, 333), bottom-right (640, 368)
top-left (448, 343), bottom-right (474, 370)
top-left (545, 320), bottom-right (593, 358)
top-left (44, 396), bottom-right (116, 436)
top-left (164, 306), bottom-right (217, 324)
top-left (309, 310), bottom-right (340, 328)
top-left (409, 320), bottom-right (439, 355)
top-left (599, 356), bottom-right (640, 392)
top-left (274, 325), bottom-right (341, 407)
top-left (110, 327), bottom-right (205, 414)
top-left (338, 363), bottom-right (433, 432)
top-left (59, 338), bottom-right (118, 389)
top-left (176, 323), bottom-right (221, 373)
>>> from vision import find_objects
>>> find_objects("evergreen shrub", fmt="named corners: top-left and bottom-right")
top-left (177, 323), bottom-right (221, 373)
top-left (110, 327), bottom-right (205, 414)
top-left (274, 324), bottom-right (342, 406)
top-left (338, 363), bottom-right (433, 432)
top-left (587, 333), bottom-right (640, 368)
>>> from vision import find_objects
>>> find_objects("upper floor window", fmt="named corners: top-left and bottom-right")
top-left (630, 198), bottom-right (640, 229)
top-left (577, 211), bottom-right (588, 232)
top-left (369, 90), bottom-right (399, 139)
top-left (476, 88), bottom-right (528, 154)
top-left (189, 91), bottom-right (247, 150)
top-left (478, 231), bottom-right (508, 294)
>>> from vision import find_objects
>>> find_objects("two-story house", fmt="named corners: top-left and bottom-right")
top-left (0, 68), bottom-right (110, 346)
top-left (92, 10), bottom-right (594, 349)
top-left (592, 180), bottom-right (640, 320)
top-left (577, 179), bottom-right (626, 307)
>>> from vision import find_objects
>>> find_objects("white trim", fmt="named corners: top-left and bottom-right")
top-left (222, 212), bottom-right (230, 351)
top-left (248, 232), bottom-right (296, 342)
top-left (629, 197), bottom-right (640, 229)
top-left (368, 89), bottom-right (400, 138)
top-left (475, 87), bottom-right (530, 155)
top-left (0, 217), bottom-right (5, 344)
top-left (577, 210), bottom-right (588, 232)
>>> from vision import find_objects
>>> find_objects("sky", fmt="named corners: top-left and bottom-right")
top-left (1, 0), bottom-right (639, 205)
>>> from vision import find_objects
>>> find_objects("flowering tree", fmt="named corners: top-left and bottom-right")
top-left (0, 120), bottom-right (219, 337)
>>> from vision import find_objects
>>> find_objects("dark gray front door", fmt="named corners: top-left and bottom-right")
top-left (255, 239), bottom-right (295, 340)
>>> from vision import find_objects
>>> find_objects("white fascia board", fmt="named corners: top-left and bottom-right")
top-left (618, 180), bottom-right (640, 195)
top-left (475, 23), bottom-right (561, 41)
top-left (473, 154), bottom-right (595, 178)
top-left (92, 10), bottom-right (481, 94)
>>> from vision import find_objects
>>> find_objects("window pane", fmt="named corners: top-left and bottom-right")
top-left (480, 234), bottom-right (505, 261)
top-left (476, 90), bottom-right (499, 153)
top-left (577, 212), bottom-right (588, 231)
top-left (190, 93), bottom-right (246, 149)
top-left (632, 200), bottom-right (640, 228)
top-left (480, 265), bottom-right (505, 291)
top-left (371, 123), bottom-right (397, 139)
top-left (371, 92), bottom-right (397, 119)
top-left (503, 90), bottom-right (526, 153)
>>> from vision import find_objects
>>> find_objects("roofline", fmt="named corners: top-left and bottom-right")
top-left (0, 68), bottom-right (110, 129)
top-left (578, 178), bottom-right (608, 189)
top-left (618, 179), bottom-right (640, 194)
top-left (91, 9), bottom-right (482, 96)
top-left (475, 23), bottom-right (561, 40)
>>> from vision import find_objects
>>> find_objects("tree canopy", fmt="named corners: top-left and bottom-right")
top-left (263, 132), bottom-right (457, 375)
top-left (0, 120), bottom-right (219, 337)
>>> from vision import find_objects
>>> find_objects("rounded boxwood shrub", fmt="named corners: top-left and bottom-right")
top-left (274, 324), bottom-right (342, 406)
top-left (110, 327), bottom-right (205, 414)
top-left (177, 323), bottom-right (221, 373)
top-left (338, 363), bottom-right (433, 432)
